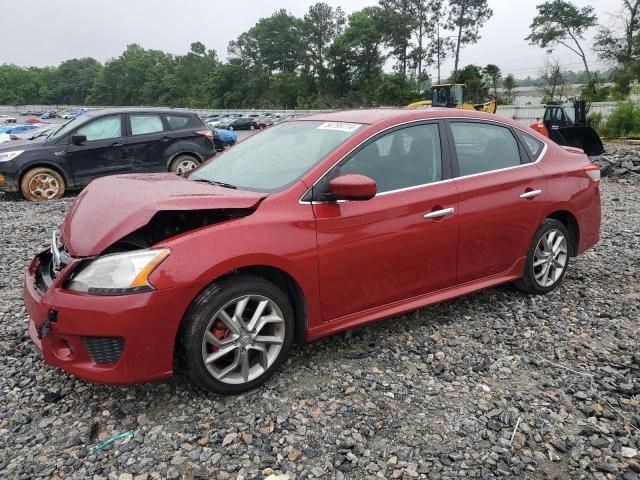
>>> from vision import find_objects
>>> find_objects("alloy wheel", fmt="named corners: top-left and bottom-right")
top-left (175, 159), bottom-right (198, 174)
top-left (28, 173), bottom-right (60, 200)
top-left (201, 295), bottom-right (286, 385)
top-left (533, 229), bottom-right (568, 288)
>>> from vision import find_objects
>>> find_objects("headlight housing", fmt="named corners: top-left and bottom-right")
top-left (66, 248), bottom-right (170, 295)
top-left (0, 150), bottom-right (24, 162)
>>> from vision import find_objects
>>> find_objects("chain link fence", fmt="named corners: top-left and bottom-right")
top-left (1, 102), bottom-right (622, 126)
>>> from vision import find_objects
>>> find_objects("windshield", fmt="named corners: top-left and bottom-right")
top-left (190, 120), bottom-right (362, 192)
top-left (46, 116), bottom-right (85, 141)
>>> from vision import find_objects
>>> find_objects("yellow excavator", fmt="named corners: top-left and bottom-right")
top-left (407, 83), bottom-right (497, 114)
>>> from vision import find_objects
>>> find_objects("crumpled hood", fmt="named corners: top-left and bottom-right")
top-left (60, 173), bottom-right (265, 257)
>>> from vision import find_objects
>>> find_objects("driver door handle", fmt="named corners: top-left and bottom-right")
top-left (112, 142), bottom-right (123, 147)
top-left (424, 207), bottom-right (455, 219)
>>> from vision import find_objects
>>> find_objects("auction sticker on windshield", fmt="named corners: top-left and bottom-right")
top-left (317, 122), bottom-right (361, 132)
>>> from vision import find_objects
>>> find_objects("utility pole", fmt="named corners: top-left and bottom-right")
top-left (437, 25), bottom-right (441, 84)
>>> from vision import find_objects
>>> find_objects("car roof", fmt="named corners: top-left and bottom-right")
top-left (298, 108), bottom-right (515, 127)
top-left (85, 108), bottom-right (196, 118)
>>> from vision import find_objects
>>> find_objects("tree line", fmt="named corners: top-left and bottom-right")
top-left (0, 0), bottom-right (639, 109)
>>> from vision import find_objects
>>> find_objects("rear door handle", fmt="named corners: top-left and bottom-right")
top-left (424, 207), bottom-right (455, 219)
top-left (112, 142), bottom-right (123, 147)
top-left (161, 136), bottom-right (173, 142)
top-left (520, 189), bottom-right (542, 199)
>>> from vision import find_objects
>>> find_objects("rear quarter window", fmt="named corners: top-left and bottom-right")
top-left (517, 130), bottom-right (545, 161)
top-left (166, 115), bottom-right (192, 130)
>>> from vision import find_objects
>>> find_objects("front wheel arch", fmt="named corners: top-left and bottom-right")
top-left (174, 265), bottom-right (308, 367)
top-left (178, 273), bottom-right (296, 394)
top-left (18, 162), bottom-right (71, 188)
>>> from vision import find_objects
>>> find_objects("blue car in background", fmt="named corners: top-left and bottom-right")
top-left (0, 124), bottom-right (39, 135)
top-left (212, 127), bottom-right (238, 151)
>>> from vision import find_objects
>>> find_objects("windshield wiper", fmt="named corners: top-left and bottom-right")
top-left (191, 178), bottom-right (237, 189)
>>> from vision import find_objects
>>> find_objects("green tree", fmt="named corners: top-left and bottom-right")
top-left (230, 10), bottom-right (307, 74)
top-left (594, 1), bottom-right (640, 95)
top-left (538, 59), bottom-right (567, 102)
top-left (502, 74), bottom-right (517, 104)
top-left (482, 64), bottom-right (501, 98)
top-left (303, 3), bottom-right (345, 92)
top-left (327, 6), bottom-right (387, 104)
top-left (378, 0), bottom-right (414, 76)
top-left (407, 0), bottom-right (445, 89)
top-left (373, 73), bottom-right (416, 105)
top-left (451, 64), bottom-right (488, 102)
top-left (446, 0), bottom-right (493, 75)
top-left (526, 0), bottom-right (597, 77)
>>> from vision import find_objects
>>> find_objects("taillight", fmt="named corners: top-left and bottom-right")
top-left (583, 164), bottom-right (600, 186)
top-left (196, 129), bottom-right (214, 141)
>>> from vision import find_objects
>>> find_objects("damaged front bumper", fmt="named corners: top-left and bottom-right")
top-left (24, 249), bottom-right (191, 384)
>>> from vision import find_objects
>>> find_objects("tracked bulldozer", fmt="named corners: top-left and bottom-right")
top-left (407, 84), bottom-right (497, 114)
top-left (529, 101), bottom-right (604, 156)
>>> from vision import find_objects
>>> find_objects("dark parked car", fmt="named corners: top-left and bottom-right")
top-left (220, 117), bottom-right (261, 131)
top-left (0, 108), bottom-right (216, 201)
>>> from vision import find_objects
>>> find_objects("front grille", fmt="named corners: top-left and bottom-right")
top-left (82, 337), bottom-right (125, 365)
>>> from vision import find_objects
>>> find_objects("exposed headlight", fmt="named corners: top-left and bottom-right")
top-left (66, 248), bottom-right (170, 295)
top-left (0, 150), bottom-right (24, 162)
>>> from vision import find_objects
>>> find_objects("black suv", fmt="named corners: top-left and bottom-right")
top-left (0, 108), bottom-right (216, 201)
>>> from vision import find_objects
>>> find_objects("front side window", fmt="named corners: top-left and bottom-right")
top-left (450, 122), bottom-right (521, 176)
top-left (77, 116), bottom-right (122, 142)
top-left (189, 120), bottom-right (362, 192)
top-left (340, 124), bottom-right (442, 193)
top-left (130, 115), bottom-right (164, 135)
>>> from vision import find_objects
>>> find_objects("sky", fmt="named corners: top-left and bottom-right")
top-left (0, 0), bottom-right (619, 79)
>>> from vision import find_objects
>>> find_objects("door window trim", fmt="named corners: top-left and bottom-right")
top-left (299, 116), bottom-right (549, 204)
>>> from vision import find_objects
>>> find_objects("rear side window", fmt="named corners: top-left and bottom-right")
top-left (130, 115), bottom-right (164, 135)
top-left (165, 115), bottom-right (191, 130)
top-left (450, 122), bottom-right (521, 176)
top-left (517, 130), bottom-right (545, 161)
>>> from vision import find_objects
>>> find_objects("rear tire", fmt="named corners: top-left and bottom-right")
top-left (180, 274), bottom-right (295, 395)
top-left (514, 219), bottom-right (571, 295)
top-left (170, 155), bottom-right (199, 174)
top-left (20, 167), bottom-right (65, 201)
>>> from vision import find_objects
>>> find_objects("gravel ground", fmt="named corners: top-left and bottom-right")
top-left (1, 148), bottom-right (639, 480)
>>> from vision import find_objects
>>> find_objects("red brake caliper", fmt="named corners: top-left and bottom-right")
top-left (208, 320), bottom-right (230, 353)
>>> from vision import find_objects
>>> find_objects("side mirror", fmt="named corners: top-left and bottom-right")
top-left (329, 174), bottom-right (377, 201)
top-left (71, 134), bottom-right (87, 145)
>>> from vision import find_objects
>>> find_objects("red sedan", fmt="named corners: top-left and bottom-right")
top-left (24, 109), bottom-right (601, 394)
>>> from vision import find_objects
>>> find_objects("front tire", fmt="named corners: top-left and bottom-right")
top-left (181, 275), bottom-right (294, 395)
top-left (20, 167), bottom-right (65, 201)
top-left (170, 155), bottom-right (199, 174)
top-left (514, 219), bottom-right (571, 294)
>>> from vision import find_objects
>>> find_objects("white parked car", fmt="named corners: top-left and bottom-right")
top-left (0, 115), bottom-right (17, 124)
